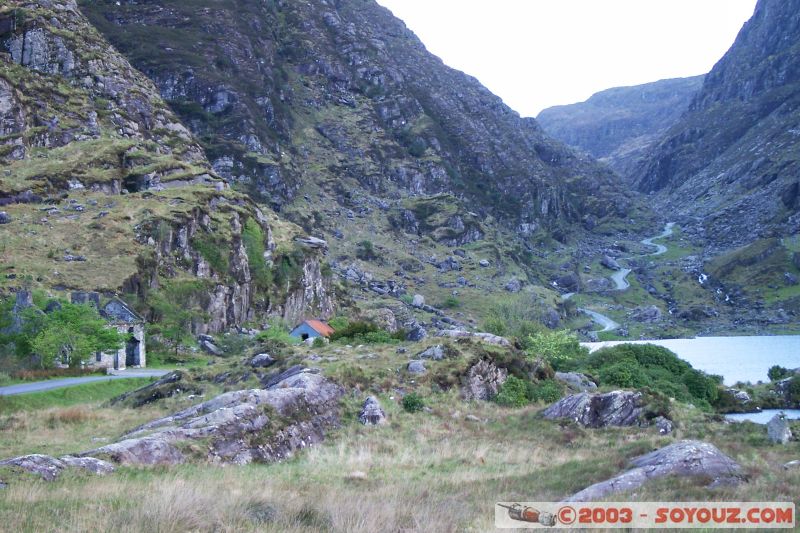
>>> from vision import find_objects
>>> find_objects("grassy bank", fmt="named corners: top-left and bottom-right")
top-left (0, 378), bottom-right (155, 413)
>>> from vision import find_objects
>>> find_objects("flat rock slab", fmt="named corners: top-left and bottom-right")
top-left (566, 440), bottom-right (744, 502)
top-left (0, 454), bottom-right (114, 481)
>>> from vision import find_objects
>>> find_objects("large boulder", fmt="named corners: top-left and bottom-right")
top-left (566, 441), bottom-right (744, 502)
top-left (767, 413), bottom-right (793, 444)
top-left (462, 359), bottom-right (508, 401)
top-left (554, 372), bottom-right (597, 392)
top-left (358, 396), bottom-right (387, 425)
top-left (542, 391), bottom-right (647, 428)
top-left (0, 454), bottom-right (114, 481)
top-left (0, 212), bottom-right (11, 224)
top-left (81, 368), bottom-right (343, 466)
top-left (411, 294), bottom-right (425, 308)
top-left (250, 353), bottom-right (276, 368)
top-left (407, 360), bottom-right (426, 374)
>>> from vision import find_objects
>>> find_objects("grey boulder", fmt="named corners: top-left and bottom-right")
top-left (566, 440), bottom-right (744, 502)
top-left (358, 396), bottom-right (387, 425)
top-left (554, 372), bottom-right (597, 392)
top-left (407, 360), bottom-right (426, 374)
top-left (250, 353), bottom-right (276, 368)
top-left (767, 413), bottom-right (793, 444)
top-left (542, 391), bottom-right (647, 428)
top-left (418, 345), bottom-right (445, 361)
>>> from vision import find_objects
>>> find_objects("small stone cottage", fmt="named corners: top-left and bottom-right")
top-left (289, 319), bottom-right (334, 341)
top-left (70, 292), bottom-right (146, 370)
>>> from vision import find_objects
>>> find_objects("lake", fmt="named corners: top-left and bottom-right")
top-left (583, 335), bottom-right (800, 385)
top-left (725, 409), bottom-right (800, 424)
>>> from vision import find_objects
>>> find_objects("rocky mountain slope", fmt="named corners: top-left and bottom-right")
top-left (80, 0), bottom-right (631, 230)
top-left (537, 76), bottom-right (704, 177)
top-left (66, 0), bottom-right (650, 336)
top-left (634, 0), bottom-right (800, 248)
top-left (0, 0), bottom-right (333, 332)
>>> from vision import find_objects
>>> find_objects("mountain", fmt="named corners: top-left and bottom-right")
top-left (0, 0), bottom-right (333, 333)
top-left (537, 76), bottom-right (704, 177)
top-left (634, 0), bottom-right (800, 248)
top-left (79, 0), bottom-right (635, 231)
top-left (69, 0), bottom-right (647, 334)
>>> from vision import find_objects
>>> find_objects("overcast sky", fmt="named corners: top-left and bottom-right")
top-left (375, 0), bottom-right (758, 117)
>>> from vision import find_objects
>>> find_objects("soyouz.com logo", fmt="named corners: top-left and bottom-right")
top-left (495, 502), bottom-right (796, 529)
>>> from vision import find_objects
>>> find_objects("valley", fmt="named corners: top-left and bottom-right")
top-left (0, 0), bottom-right (799, 530)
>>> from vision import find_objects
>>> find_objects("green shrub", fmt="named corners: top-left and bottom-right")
top-left (581, 344), bottom-right (719, 408)
top-left (312, 337), bottom-right (326, 348)
top-left (525, 330), bottom-right (586, 369)
top-left (768, 365), bottom-right (791, 381)
top-left (494, 376), bottom-right (529, 407)
top-left (191, 233), bottom-right (229, 274)
top-left (402, 393), bottom-right (425, 413)
top-left (255, 320), bottom-right (299, 345)
top-left (439, 296), bottom-right (461, 309)
top-left (330, 321), bottom-right (402, 345)
top-left (328, 316), bottom-right (350, 331)
top-left (355, 240), bottom-right (378, 261)
top-left (788, 376), bottom-right (800, 405)
top-left (525, 379), bottom-right (564, 403)
top-left (599, 361), bottom-right (646, 389)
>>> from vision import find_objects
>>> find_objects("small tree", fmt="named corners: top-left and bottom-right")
top-left (525, 329), bottom-right (586, 368)
top-left (768, 365), bottom-right (791, 382)
top-left (30, 303), bottom-right (123, 368)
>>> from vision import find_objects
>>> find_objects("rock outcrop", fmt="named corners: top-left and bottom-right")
top-left (767, 413), bottom-right (793, 444)
top-left (542, 391), bottom-right (650, 428)
top-left (462, 359), bottom-right (508, 401)
top-left (82, 367), bottom-right (343, 466)
top-left (0, 454), bottom-right (115, 481)
top-left (566, 441), bottom-right (744, 502)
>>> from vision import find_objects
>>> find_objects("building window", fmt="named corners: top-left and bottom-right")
top-left (96, 352), bottom-right (102, 362)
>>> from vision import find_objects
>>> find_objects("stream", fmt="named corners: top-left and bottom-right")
top-left (568, 222), bottom-right (675, 332)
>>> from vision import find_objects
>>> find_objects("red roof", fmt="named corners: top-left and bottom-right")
top-left (304, 320), bottom-right (334, 337)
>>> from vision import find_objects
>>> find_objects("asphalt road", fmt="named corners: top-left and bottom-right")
top-left (0, 369), bottom-right (169, 396)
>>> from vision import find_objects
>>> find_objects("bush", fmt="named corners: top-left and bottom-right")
top-left (255, 320), bottom-right (299, 346)
top-left (328, 316), bottom-right (350, 331)
top-left (525, 330), bottom-right (586, 369)
top-left (330, 321), bottom-right (403, 345)
top-left (402, 392), bottom-right (425, 413)
top-left (494, 375), bottom-right (529, 407)
top-left (440, 296), bottom-right (461, 309)
top-left (581, 344), bottom-right (719, 408)
top-left (312, 337), bottom-right (326, 348)
top-left (355, 240), bottom-right (377, 261)
top-left (788, 376), bottom-right (800, 405)
top-left (768, 365), bottom-right (792, 382)
top-left (525, 379), bottom-right (564, 403)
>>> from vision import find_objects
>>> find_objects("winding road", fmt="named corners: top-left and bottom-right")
top-left (569, 222), bottom-right (675, 333)
top-left (0, 369), bottom-right (168, 397)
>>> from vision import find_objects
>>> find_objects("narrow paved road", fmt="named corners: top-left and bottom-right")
top-left (0, 369), bottom-right (168, 396)
top-left (566, 222), bottom-right (675, 333)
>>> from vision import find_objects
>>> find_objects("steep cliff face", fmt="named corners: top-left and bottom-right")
top-left (634, 0), bottom-right (800, 247)
top-left (80, 0), bottom-right (632, 233)
top-left (0, 0), bottom-right (330, 333)
top-left (537, 76), bottom-right (704, 177)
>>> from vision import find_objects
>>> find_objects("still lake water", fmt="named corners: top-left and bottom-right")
top-left (583, 335), bottom-right (800, 385)
top-left (725, 409), bottom-right (800, 424)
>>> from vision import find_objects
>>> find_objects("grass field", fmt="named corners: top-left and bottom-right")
top-left (0, 342), bottom-right (799, 532)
